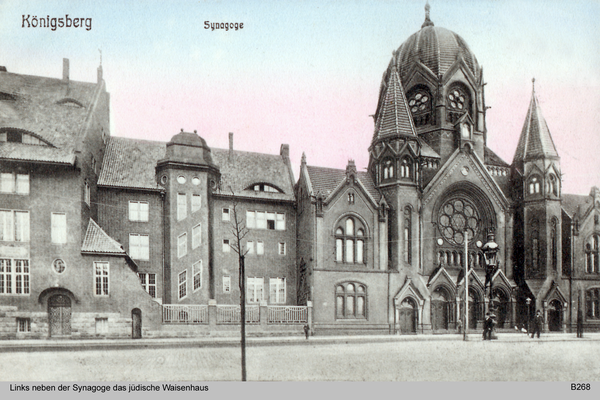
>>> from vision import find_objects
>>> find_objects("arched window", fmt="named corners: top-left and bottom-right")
top-left (336, 282), bottom-right (366, 319)
top-left (446, 85), bottom-right (471, 123)
top-left (407, 87), bottom-right (433, 126)
top-left (335, 217), bottom-right (366, 265)
top-left (531, 219), bottom-right (540, 271)
top-left (382, 158), bottom-right (394, 180)
top-left (586, 288), bottom-right (600, 320)
top-left (400, 158), bottom-right (411, 179)
top-left (550, 219), bottom-right (558, 271)
top-left (585, 234), bottom-right (599, 273)
top-left (529, 176), bottom-right (541, 195)
top-left (547, 174), bottom-right (558, 197)
top-left (403, 206), bottom-right (412, 264)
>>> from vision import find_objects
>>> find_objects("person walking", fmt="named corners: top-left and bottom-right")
top-left (531, 310), bottom-right (543, 339)
top-left (303, 324), bottom-right (310, 340)
top-left (483, 312), bottom-right (493, 340)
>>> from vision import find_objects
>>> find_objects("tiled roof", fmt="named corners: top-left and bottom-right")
top-left (372, 65), bottom-right (417, 143)
top-left (81, 219), bottom-right (125, 254)
top-left (212, 149), bottom-right (295, 202)
top-left (484, 146), bottom-right (509, 167)
top-left (305, 165), bottom-right (380, 202)
top-left (98, 137), bottom-right (166, 190)
top-left (562, 194), bottom-right (591, 218)
top-left (0, 141), bottom-right (75, 164)
top-left (513, 90), bottom-right (559, 167)
top-left (98, 136), bottom-right (296, 201)
top-left (0, 71), bottom-right (99, 162)
top-left (420, 139), bottom-right (440, 158)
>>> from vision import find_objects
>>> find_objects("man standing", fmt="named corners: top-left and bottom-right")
top-left (483, 312), bottom-right (493, 340)
top-left (531, 310), bottom-right (543, 339)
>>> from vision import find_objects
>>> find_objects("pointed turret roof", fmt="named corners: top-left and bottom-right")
top-left (513, 81), bottom-right (559, 168)
top-left (371, 64), bottom-right (417, 144)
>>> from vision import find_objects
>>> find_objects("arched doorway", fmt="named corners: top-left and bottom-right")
top-left (48, 294), bottom-right (71, 337)
top-left (492, 288), bottom-right (510, 329)
top-left (132, 308), bottom-right (142, 339)
top-left (431, 287), bottom-right (452, 331)
top-left (469, 290), bottom-right (482, 329)
top-left (399, 298), bottom-right (417, 334)
top-left (548, 300), bottom-right (562, 332)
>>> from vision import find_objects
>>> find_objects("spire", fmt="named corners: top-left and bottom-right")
top-left (422, 1), bottom-right (434, 28)
top-left (513, 80), bottom-right (559, 169)
top-left (372, 64), bottom-right (418, 143)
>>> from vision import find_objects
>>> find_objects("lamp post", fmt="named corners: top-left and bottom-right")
top-left (482, 231), bottom-right (499, 315)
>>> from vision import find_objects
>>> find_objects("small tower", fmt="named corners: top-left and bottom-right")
top-left (513, 80), bottom-right (562, 285)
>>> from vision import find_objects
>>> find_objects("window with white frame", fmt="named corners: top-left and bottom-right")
top-left (246, 241), bottom-right (254, 254)
top-left (94, 262), bottom-right (109, 296)
top-left (138, 273), bottom-right (156, 298)
top-left (585, 234), bottom-right (599, 274)
top-left (95, 318), bottom-right (108, 334)
top-left (222, 208), bottom-right (230, 221)
top-left (177, 233), bottom-right (187, 258)
top-left (192, 224), bottom-right (201, 249)
top-left (0, 259), bottom-right (29, 295)
top-left (336, 282), bottom-right (367, 319)
top-left (51, 212), bottom-right (67, 244)
top-left (193, 261), bottom-right (202, 291)
top-left (278, 242), bottom-right (286, 255)
top-left (177, 193), bottom-right (187, 221)
top-left (129, 234), bottom-right (150, 260)
top-left (223, 239), bottom-right (230, 253)
top-left (269, 278), bottom-right (286, 304)
top-left (84, 181), bottom-right (91, 206)
top-left (0, 210), bottom-right (29, 242)
top-left (334, 217), bottom-right (366, 265)
top-left (129, 201), bottom-right (149, 222)
top-left (223, 276), bottom-right (231, 293)
top-left (246, 211), bottom-right (286, 230)
top-left (257, 240), bottom-right (264, 255)
top-left (192, 194), bottom-right (201, 213)
top-left (247, 277), bottom-right (264, 303)
top-left (17, 318), bottom-right (31, 332)
top-left (178, 270), bottom-right (187, 300)
top-left (0, 173), bottom-right (29, 194)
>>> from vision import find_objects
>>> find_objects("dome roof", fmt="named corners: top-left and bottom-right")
top-left (393, 24), bottom-right (480, 85)
top-left (161, 129), bottom-right (217, 168)
top-left (167, 129), bottom-right (209, 148)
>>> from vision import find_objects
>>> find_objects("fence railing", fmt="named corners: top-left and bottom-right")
top-left (268, 306), bottom-right (308, 324)
top-left (162, 304), bottom-right (208, 324)
top-left (217, 305), bottom-right (260, 324)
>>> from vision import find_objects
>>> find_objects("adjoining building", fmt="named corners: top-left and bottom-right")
top-left (1, 6), bottom-right (598, 339)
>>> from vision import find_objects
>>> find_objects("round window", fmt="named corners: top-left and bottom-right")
top-left (438, 198), bottom-right (480, 245)
top-left (177, 176), bottom-right (186, 184)
top-left (52, 259), bottom-right (66, 274)
top-left (192, 177), bottom-right (200, 185)
top-left (160, 175), bottom-right (168, 185)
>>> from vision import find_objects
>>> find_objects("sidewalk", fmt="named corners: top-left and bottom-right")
top-left (1, 331), bottom-right (598, 353)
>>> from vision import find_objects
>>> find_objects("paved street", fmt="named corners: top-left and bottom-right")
top-left (1, 334), bottom-right (599, 381)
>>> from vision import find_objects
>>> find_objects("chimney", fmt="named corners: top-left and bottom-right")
top-left (97, 65), bottom-right (103, 84)
top-left (280, 144), bottom-right (289, 159)
top-left (62, 58), bottom-right (69, 82)
top-left (228, 132), bottom-right (234, 161)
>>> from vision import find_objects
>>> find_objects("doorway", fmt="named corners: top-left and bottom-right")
top-left (132, 308), bottom-right (142, 339)
top-left (48, 294), bottom-right (71, 337)
top-left (399, 298), bottom-right (417, 334)
top-left (548, 300), bottom-right (562, 332)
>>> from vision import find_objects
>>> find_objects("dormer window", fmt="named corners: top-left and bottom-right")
top-left (56, 98), bottom-right (85, 108)
top-left (528, 176), bottom-right (541, 195)
top-left (382, 158), bottom-right (394, 180)
top-left (0, 92), bottom-right (16, 101)
top-left (247, 183), bottom-right (283, 193)
top-left (0, 129), bottom-right (49, 146)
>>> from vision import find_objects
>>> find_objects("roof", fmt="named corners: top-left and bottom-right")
top-left (420, 139), bottom-right (440, 158)
top-left (372, 65), bottom-right (417, 143)
top-left (484, 146), bottom-right (510, 168)
top-left (98, 137), bottom-right (166, 190)
top-left (562, 194), bottom-right (591, 218)
top-left (513, 89), bottom-right (559, 167)
top-left (305, 165), bottom-right (380, 202)
top-left (82, 219), bottom-right (126, 254)
top-left (99, 136), bottom-right (295, 201)
top-left (0, 141), bottom-right (75, 164)
top-left (0, 70), bottom-right (99, 163)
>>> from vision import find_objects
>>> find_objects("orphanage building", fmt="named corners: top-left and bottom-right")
top-left (1, 8), bottom-right (599, 339)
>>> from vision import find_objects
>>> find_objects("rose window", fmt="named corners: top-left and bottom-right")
top-left (447, 88), bottom-right (467, 110)
top-left (408, 90), bottom-right (430, 114)
top-left (438, 198), bottom-right (480, 245)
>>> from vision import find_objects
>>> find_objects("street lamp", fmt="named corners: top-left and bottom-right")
top-left (482, 230), bottom-right (499, 314)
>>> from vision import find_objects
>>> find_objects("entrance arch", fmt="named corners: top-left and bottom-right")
top-left (132, 308), bottom-right (142, 339)
top-left (492, 288), bottom-right (510, 329)
top-left (469, 290), bottom-right (483, 329)
top-left (398, 298), bottom-right (417, 334)
top-left (48, 294), bottom-right (71, 337)
top-left (547, 300), bottom-right (562, 332)
top-left (431, 286), bottom-right (452, 331)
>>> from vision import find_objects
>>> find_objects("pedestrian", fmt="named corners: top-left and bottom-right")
top-left (303, 324), bottom-right (310, 340)
top-left (483, 312), bottom-right (493, 340)
top-left (456, 319), bottom-right (462, 334)
top-left (531, 310), bottom-right (543, 339)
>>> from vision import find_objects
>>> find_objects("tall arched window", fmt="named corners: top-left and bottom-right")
top-left (529, 176), bottom-right (541, 195)
top-left (336, 282), bottom-right (366, 319)
top-left (531, 219), bottom-right (540, 271)
top-left (550, 219), bottom-right (558, 271)
top-left (585, 234), bottom-right (599, 273)
top-left (586, 288), bottom-right (600, 320)
top-left (400, 158), bottom-right (411, 179)
top-left (403, 206), bottom-right (412, 264)
top-left (382, 158), bottom-right (394, 180)
top-left (335, 217), bottom-right (366, 265)
top-left (547, 174), bottom-right (558, 197)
